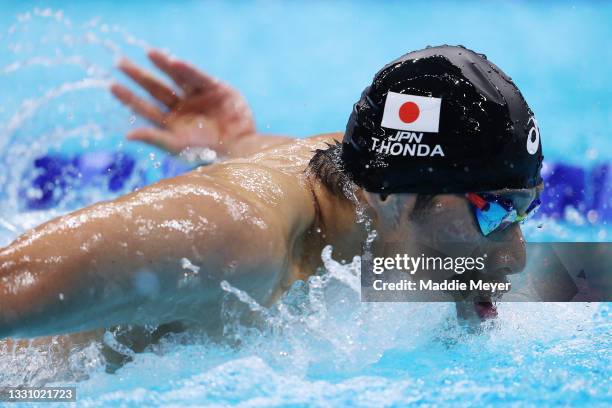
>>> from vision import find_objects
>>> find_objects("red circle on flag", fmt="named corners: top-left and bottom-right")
top-left (399, 102), bottom-right (420, 123)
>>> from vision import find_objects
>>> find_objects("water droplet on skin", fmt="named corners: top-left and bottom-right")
top-left (197, 122), bottom-right (203, 129)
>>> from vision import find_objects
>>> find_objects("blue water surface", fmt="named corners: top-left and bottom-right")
top-left (0, 1), bottom-right (610, 407)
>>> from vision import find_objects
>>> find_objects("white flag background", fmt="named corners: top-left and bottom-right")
top-left (381, 92), bottom-right (442, 133)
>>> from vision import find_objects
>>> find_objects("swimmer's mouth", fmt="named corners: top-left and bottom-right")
top-left (453, 271), bottom-right (505, 322)
top-left (455, 297), bottom-right (498, 322)
top-left (474, 299), bottom-right (497, 320)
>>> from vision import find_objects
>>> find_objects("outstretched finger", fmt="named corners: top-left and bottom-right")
top-left (148, 49), bottom-right (218, 94)
top-left (117, 58), bottom-right (180, 108)
top-left (111, 83), bottom-right (166, 125)
top-left (126, 127), bottom-right (178, 153)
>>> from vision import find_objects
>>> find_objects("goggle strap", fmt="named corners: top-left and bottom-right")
top-left (525, 198), bottom-right (541, 214)
top-left (466, 193), bottom-right (489, 211)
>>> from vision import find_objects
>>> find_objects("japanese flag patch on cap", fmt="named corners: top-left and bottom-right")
top-left (381, 92), bottom-right (442, 133)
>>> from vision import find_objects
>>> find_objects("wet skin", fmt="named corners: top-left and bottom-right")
top-left (0, 50), bottom-right (539, 360)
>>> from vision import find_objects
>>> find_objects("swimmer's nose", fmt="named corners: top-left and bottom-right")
top-left (481, 224), bottom-right (526, 276)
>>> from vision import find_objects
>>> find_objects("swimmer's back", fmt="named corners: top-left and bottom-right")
top-left (183, 131), bottom-right (343, 216)
top-left (217, 132), bottom-right (343, 176)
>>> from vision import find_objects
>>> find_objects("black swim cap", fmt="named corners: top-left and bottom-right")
top-left (341, 45), bottom-right (544, 194)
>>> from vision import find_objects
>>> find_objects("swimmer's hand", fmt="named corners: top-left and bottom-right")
top-left (111, 49), bottom-right (256, 155)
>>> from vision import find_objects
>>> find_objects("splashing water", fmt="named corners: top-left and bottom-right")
top-left (0, 240), bottom-right (609, 405)
top-left (0, 6), bottom-right (610, 407)
top-left (0, 7), bottom-right (164, 226)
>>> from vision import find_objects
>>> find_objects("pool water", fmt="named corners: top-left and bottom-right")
top-left (0, 2), bottom-right (610, 406)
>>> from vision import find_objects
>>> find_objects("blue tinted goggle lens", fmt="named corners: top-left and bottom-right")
top-left (470, 195), bottom-right (540, 236)
top-left (474, 201), bottom-right (515, 235)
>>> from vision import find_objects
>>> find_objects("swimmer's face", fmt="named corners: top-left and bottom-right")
top-left (364, 185), bottom-right (542, 304)
top-left (407, 188), bottom-right (541, 270)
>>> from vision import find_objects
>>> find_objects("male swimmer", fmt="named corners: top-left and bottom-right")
top-left (0, 46), bottom-right (543, 347)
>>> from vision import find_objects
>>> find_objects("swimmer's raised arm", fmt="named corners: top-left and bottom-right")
top-left (111, 49), bottom-right (292, 157)
top-left (0, 166), bottom-right (313, 339)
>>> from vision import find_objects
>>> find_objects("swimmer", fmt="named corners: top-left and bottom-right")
top-left (0, 46), bottom-right (543, 346)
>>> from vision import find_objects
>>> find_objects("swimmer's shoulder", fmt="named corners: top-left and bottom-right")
top-left (206, 132), bottom-right (343, 176)
top-left (180, 131), bottom-right (343, 210)
top-left (248, 131), bottom-right (343, 165)
top-left (182, 132), bottom-right (343, 239)
top-left (306, 131), bottom-right (343, 145)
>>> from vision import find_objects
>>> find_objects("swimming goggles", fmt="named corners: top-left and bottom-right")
top-left (466, 193), bottom-right (541, 236)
